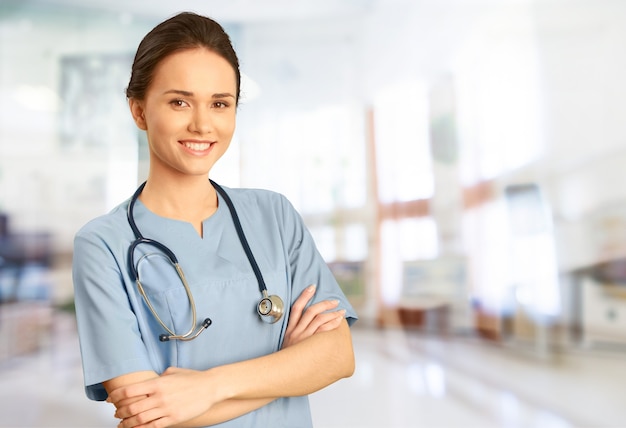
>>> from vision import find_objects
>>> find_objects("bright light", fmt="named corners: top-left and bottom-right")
top-left (13, 85), bottom-right (61, 112)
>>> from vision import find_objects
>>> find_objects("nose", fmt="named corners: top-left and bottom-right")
top-left (188, 107), bottom-right (213, 134)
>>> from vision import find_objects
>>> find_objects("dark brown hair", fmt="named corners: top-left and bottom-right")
top-left (126, 12), bottom-right (241, 104)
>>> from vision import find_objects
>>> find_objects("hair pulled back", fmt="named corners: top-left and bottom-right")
top-left (126, 12), bottom-right (241, 104)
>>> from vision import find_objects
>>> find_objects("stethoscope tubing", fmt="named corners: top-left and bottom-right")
top-left (126, 180), bottom-right (268, 295)
top-left (210, 179), bottom-right (268, 295)
top-left (126, 179), bottom-right (281, 340)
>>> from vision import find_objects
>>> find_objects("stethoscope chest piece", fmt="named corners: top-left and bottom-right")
top-left (257, 291), bottom-right (284, 324)
top-left (128, 180), bottom-right (286, 339)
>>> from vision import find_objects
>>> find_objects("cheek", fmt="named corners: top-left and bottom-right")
top-left (216, 113), bottom-right (237, 137)
top-left (147, 111), bottom-right (186, 137)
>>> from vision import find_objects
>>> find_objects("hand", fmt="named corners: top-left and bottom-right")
top-left (282, 284), bottom-right (346, 349)
top-left (108, 367), bottom-right (214, 428)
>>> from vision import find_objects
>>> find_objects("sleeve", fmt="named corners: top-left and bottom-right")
top-left (72, 229), bottom-right (154, 401)
top-left (279, 195), bottom-right (358, 326)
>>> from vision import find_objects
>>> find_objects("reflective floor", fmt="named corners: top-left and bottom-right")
top-left (0, 314), bottom-right (624, 428)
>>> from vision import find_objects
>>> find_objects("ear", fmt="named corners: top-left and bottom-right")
top-left (129, 98), bottom-right (147, 130)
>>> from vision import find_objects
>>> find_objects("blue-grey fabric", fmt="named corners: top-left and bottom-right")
top-left (72, 185), bottom-right (357, 427)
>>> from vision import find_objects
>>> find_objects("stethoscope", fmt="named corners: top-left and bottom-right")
top-left (127, 179), bottom-right (284, 342)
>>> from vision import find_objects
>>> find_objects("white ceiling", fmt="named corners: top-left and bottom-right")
top-left (26, 0), bottom-right (374, 23)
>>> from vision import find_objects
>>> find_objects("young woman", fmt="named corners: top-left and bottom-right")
top-left (72, 12), bottom-right (357, 428)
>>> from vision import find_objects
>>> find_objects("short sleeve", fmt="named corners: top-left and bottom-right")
top-left (72, 228), bottom-right (154, 401)
top-left (278, 195), bottom-right (358, 326)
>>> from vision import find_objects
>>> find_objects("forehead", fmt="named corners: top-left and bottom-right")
top-left (149, 47), bottom-right (237, 93)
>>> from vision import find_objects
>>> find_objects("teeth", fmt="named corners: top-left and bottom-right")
top-left (184, 142), bottom-right (211, 150)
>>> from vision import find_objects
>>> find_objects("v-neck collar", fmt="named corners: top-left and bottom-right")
top-left (132, 191), bottom-right (226, 249)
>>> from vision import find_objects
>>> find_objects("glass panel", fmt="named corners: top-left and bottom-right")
top-left (380, 217), bottom-right (438, 305)
top-left (344, 223), bottom-right (368, 261)
top-left (374, 81), bottom-right (433, 203)
top-left (239, 104), bottom-right (366, 214)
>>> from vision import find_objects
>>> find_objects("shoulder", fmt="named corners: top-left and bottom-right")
top-left (215, 184), bottom-right (303, 231)
top-left (74, 200), bottom-right (131, 243)
top-left (217, 185), bottom-right (295, 213)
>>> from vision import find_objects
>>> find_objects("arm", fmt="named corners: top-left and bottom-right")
top-left (106, 372), bottom-right (273, 428)
top-left (108, 287), bottom-right (352, 427)
top-left (110, 194), bottom-right (357, 427)
top-left (104, 372), bottom-right (158, 414)
top-left (177, 287), bottom-right (348, 427)
top-left (112, 322), bottom-right (353, 428)
top-left (215, 318), bottom-right (354, 398)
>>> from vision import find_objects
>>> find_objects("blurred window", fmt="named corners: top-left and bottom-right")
top-left (455, 10), bottom-right (544, 186)
top-left (380, 217), bottom-right (438, 305)
top-left (309, 224), bottom-right (336, 262)
top-left (373, 80), bottom-right (433, 203)
top-left (242, 104), bottom-right (366, 216)
top-left (462, 200), bottom-right (511, 314)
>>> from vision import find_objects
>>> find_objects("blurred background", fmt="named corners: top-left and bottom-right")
top-left (1, 0), bottom-right (626, 427)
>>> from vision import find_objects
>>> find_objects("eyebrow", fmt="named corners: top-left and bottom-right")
top-left (163, 89), bottom-right (235, 99)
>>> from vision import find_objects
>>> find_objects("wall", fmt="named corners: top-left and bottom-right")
top-left (2, 1), bottom-right (626, 332)
top-left (0, 4), bottom-right (155, 251)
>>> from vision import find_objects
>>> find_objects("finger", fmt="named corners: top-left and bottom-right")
top-left (298, 308), bottom-right (344, 338)
top-left (117, 408), bottom-right (163, 428)
top-left (293, 299), bottom-right (339, 335)
top-left (111, 395), bottom-right (147, 412)
top-left (315, 310), bottom-right (346, 333)
top-left (108, 387), bottom-right (135, 404)
top-left (132, 416), bottom-right (173, 428)
top-left (285, 284), bottom-right (316, 334)
top-left (290, 300), bottom-right (338, 339)
top-left (133, 418), bottom-right (172, 428)
top-left (117, 404), bottom-right (165, 427)
top-left (109, 381), bottom-right (156, 404)
top-left (115, 395), bottom-right (155, 419)
top-left (291, 284), bottom-right (316, 318)
top-left (289, 309), bottom-right (341, 342)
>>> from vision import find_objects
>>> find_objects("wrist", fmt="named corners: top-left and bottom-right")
top-left (205, 365), bottom-right (236, 402)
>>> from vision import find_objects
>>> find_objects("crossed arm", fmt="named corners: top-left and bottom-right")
top-left (105, 285), bottom-right (355, 427)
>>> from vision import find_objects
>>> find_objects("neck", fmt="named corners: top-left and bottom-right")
top-left (139, 175), bottom-right (218, 224)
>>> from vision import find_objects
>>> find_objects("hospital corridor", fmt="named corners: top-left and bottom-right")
top-left (3, 0), bottom-right (626, 427)
top-left (1, 311), bottom-right (625, 427)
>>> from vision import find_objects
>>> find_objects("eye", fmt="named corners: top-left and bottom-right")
top-left (169, 99), bottom-right (189, 108)
top-left (213, 101), bottom-right (230, 109)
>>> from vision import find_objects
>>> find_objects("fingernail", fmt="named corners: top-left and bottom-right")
top-left (332, 299), bottom-right (339, 305)
top-left (338, 309), bottom-right (346, 317)
top-left (308, 284), bottom-right (316, 293)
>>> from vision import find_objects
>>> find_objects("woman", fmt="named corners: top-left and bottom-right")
top-left (72, 11), bottom-right (357, 428)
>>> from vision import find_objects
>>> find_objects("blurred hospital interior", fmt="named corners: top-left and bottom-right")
top-left (1, 0), bottom-right (626, 426)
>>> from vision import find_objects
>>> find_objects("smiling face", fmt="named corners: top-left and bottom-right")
top-left (129, 47), bottom-right (237, 181)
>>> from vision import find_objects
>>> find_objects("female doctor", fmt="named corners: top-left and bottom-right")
top-left (72, 11), bottom-right (357, 428)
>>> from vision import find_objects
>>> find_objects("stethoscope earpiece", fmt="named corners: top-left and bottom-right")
top-left (257, 292), bottom-right (284, 324)
top-left (158, 317), bottom-right (212, 342)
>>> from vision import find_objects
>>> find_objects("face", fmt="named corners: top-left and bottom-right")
top-left (129, 48), bottom-right (237, 180)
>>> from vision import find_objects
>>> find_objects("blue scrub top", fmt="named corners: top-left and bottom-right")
top-left (72, 185), bottom-right (357, 427)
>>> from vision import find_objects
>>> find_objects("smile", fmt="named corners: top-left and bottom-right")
top-left (182, 141), bottom-right (213, 151)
